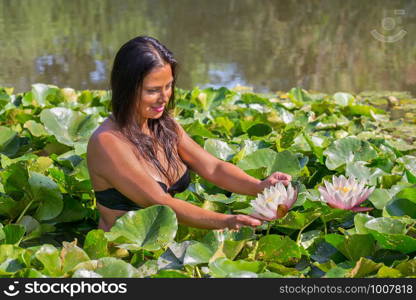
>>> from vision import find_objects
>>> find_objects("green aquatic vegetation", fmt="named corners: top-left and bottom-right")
top-left (0, 84), bottom-right (415, 278)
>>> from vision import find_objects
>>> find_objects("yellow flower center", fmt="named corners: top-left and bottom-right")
top-left (336, 186), bottom-right (351, 193)
top-left (266, 197), bottom-right (274, 203)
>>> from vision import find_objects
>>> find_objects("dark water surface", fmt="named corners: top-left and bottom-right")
top-left (0, 0), bottom-right (415, 95)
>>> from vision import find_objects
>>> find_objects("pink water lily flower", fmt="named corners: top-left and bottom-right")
top-left (318, 175), bottom-right (375, 212)
top-left (250, 182), bottom-right (297, 221)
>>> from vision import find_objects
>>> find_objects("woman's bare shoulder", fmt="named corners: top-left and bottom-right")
top-left (88, 119), bottom-right (128, 150)
top-left (87, 119), bottom-right (136, 170)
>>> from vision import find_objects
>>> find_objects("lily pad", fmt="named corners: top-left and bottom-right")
top-left (83, 229), bottom-right (109, 259)
top-left (29, 172), bottom-right (63, 221)
top-left (40, 107), bottom-right (99, 146)
top-left (106, 205), bottom-right (178, 251)
top-left (255, 235), bottom-right (303, 265)
top-left (208, 257), bottom-right (265, 278)
top-left (204, 139), bottom-right (235, 161)
top-left (324, 137), bottom-right (377, 170)
top-left (386, 187), bottom-right (416, 218)
top-left (237, 149), bottom-right (301, 177)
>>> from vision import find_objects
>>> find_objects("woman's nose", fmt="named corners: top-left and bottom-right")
top-left (160, 89), bottom-right (169, 102)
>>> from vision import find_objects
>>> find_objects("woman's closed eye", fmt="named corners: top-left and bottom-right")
top-left (146, 82), bottom-right (173, 94)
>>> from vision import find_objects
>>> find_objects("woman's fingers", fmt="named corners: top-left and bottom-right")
top-left (236, 215), bottom-right (262, 227)
top-left (275, 172), bottom-right (292, 181)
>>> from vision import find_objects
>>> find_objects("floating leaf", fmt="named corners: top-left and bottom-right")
top-left (255, 235), bottom-right (303, 265)
top-left (324, 137), bottom-right (377, 170)
top-left (106, 205), bottom-right (178, 251)
top-left (40, 107), bottom-right (99, 146)
top-left (204, 139), bottom-right (235, 161)
top-left (208, 257), bottom-right (265, 278)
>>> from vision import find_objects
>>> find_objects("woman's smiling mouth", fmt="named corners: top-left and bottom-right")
top-left (151, 105), bottom-right (164, 112)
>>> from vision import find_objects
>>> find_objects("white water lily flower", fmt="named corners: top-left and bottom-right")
top-left (250, 182), bottom-right (297, 221)
top-left (318, 175), bottom-right (375, 212)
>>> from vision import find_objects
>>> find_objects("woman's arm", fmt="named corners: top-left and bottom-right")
top-left (87, 131), bottom-right (261, 230)
top-left (176, 123), bottom-right (291, 196)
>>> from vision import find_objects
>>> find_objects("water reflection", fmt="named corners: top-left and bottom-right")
top-left (0, 0), bottom-right (415, 95)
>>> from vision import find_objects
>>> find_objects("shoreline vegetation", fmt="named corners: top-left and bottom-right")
top-left (0, 84), bottom-right (415, 278)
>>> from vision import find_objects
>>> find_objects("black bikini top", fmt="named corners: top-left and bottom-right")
top-left (94, 168), bottom-right (191, 211)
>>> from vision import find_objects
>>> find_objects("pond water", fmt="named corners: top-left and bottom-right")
top-left (0, 0), bottom-right (415, 95)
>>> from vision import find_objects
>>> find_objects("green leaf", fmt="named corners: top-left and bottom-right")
top-left (333, 92), bottom-right (354, 106)
top-left (0, 258), bottom-right (25, 275)
top-left (237, 148), bottom-right (277, 171)
top-left (288, 87), bottom-right (312, 106)
top-left (183, 241), bottom-right (214, 265)
top-left (106, 205), bottom-right (178, 251)
top-left (237, 148), bottom-right (301, 177)
top-left (342, 234), bottom-right (376, 261)
top-left (204, 139), bottom-right (235, 161)
top-left (208, 257), bottom-right (265, 278)
top-left (183, 228), bottom-right (255, 265)
top-left (28, 172), bottom-right (63, 220)
top-left (299, 230), bottom-right (322, 249)
top-left (246, 123), bottom-right (272, 137)
top-left (395, 259), bottom-right (416, 276)
top-left (376, 266), bottom-right (402, 278)
top-left (365, 217), bottom-right (407, 234)
top-left (345, 161), bottom-right (384, 186)
top-left (35, 244), bottom-right (62, 276)
top-left (0, 126), bottom-right (20, 157)
top-left (368, 189), bottom-right (392, 210)
top-left (13, 268), bottom-right (48, 278)
top-left (83, 229), bottom-right (109, 259)
top-left (50, 196), bottom-right (88, 223)
top-left (152, 270), bottom-right (190, 278)
top-left (184, 121), bottom-right (217, 138)
top-left (348, 257), bottom-right (383, 278)
top-left (344, 105), bottom-right (385, 117)
top-left (60, 241), bottom-right (90, 274)
top-left (365, 218), bottom-right (416, 254)
top-left (3, 224), bottom-right (25, 245)
top-left (255, 235), bottom-right (303, 264)
top-left (0, 194), bottom-right (21, 219)
top-left (280, 126), bottom-right (302, 149)
top-left (354, 213), bottom-right (374, 234)
top-left (40, 107), bottom-right (99, 146)
top-left (0, 245), bottom-right (26, 266)
top-left (31, 83), bottom-right (61, 107)
top-left (324, 137), bottom-right (377, 170)
top-left (73, 257), bottom-right (140, 278)
top-left (325, 266), bottom-right (350, 278)
top-left (16, 215), bottom-right (40, 234)
top-left (398, 156), bottom-right (416, 183)
top-left (23, 120), bottom-right (48, 137)
top-left (368, 232), bottom-right (416, 254)
top-left (157, 241), bottom-right (192, 270)
top-left (386, 188), bottom-right (416, 218)
top-left (274, 211), bottom-right (321, 230)
top-left (270, 150), bottom-right (302, 177)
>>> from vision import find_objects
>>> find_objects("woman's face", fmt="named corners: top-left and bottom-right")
top-left (138, 63), bottom-right (173, 121)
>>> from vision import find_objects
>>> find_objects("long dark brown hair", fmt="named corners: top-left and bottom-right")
top-left (110, 36), bottom-right (182, 185)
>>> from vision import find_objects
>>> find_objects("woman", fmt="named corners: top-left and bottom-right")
top-left (86, 36), bottom-right (292, 231)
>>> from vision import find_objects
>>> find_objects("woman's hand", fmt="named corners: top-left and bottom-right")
top-left (259, 172), bottom-right (292, 191)
top-left (225, 214), bottom-right (263, 230)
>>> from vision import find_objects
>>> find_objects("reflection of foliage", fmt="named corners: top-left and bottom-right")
top-left (0, 0), bottom-right (415, 94)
